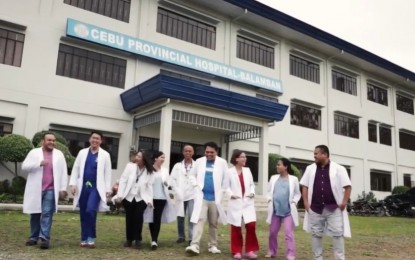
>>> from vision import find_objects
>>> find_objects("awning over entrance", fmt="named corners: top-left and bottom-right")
top-left (120, 74), bottom-right (288, 122)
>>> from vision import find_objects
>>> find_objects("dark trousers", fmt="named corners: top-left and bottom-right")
top-left (123, 199), bottom-right (147, 241)
top-left (79, 186), bottom-right (100, 241)
top-left (149, 199), bottom-right (166, 242)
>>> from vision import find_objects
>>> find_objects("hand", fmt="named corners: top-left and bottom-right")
top-left (115, 197), bottom-right (123, 204)
top-left (40, 160), bottom-right (49, 166)
top-left (70, 185), bottom-right (77, 196)
top-left (147, 202), bottom-right (153, 209)
top-left (59, 191), bottom-right (67, 200)
top-left (230, 195), bottom-right (241, 200)
top-left (339, 202), bottom-right (347, 211)
top-left (106, 192), bottom-right (112, 197)
top-left (304, 203), bottom-right (310, 213)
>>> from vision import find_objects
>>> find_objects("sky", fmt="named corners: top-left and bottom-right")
top-left (256, 0), bottom-right (415, 73)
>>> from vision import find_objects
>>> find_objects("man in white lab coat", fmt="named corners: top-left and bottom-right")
top-left (185, 142), bottom-right (229, 256)
top-left (300, 145), bottom-right (352, 260)
top-left (69, 131), bottom-right (112, 248)
top-left (22, 132), bottom-right (68, 249)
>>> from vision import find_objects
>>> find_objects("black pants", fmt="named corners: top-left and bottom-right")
top-left (149, 199), bottom-right (167, 242)
top-left (123, 199), bottom-right (147, 241)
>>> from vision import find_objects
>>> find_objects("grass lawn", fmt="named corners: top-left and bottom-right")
top-left (0, 211), bottom-right (414, 259)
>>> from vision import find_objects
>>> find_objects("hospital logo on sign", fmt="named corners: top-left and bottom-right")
top-left (74, 23), bottom-right (89, 38)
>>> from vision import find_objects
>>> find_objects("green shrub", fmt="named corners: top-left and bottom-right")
top-left (0, 179), bottom-right (10, 194)
top-left (32, 130), bottom-right (67, 147)
top-left (0, 134), bottom-right (33, 163)
top-left (55, 141), bottom-right (75, 169)
top-left (357, 191), bottom-right (377, 202)
top-left (10, 176), bottom-right (26, 195)
top-left (268, 153), bottom-right (301, 180)
top-left (392, 185), bottom-right (410, 195)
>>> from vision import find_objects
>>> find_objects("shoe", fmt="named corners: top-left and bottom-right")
top-left (233, 252), bottom-right (242, 259)
top-left (123, 240), bottom-right (132, 247)
top-left (151, 241), bottom-right (158, 250)
top-left (245, 251), bottom-right (257, 259)
top-left (264, 253), bottom-right (276, 258)
top-left (25, 239), bottom-right (37, 246)
top-left (176, 238), bottom-right (186, 243)
top-left (134, 240), bottom-right (142, 249)
top-left (80, 241), bottom-right (88, 247)
top-left (188, 240), bottom-right (192, 246)
top-left (87, 238), bottom-right (95, 248)
top-left (39, 239), bottom-right (49, 250)
top-left (208, 246), bottom-right (221, 254)
top-left (286, 256), bottom-right (296, 260)
top-left (185, 244), bottom-right (199, 255)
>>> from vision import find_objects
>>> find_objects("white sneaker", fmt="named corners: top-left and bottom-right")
top-left (186, 244), bottom-right (199, 255)
top-left (151, 241), bottom-right (158, 250)
top-left (208, 246), bottom-right (221, 254)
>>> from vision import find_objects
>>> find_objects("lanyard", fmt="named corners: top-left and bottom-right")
top-left (136, 167), bottom-right (145, 183)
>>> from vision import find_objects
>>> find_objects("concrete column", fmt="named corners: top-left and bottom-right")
top-left (258, 122), bottom-right (269, 196)
top-left (159, 105), bottom-right (173, 168)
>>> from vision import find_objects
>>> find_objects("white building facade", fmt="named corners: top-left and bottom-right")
top-left (1, 0), bottom-right (415, 200)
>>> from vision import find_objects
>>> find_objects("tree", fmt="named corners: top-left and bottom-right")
top-left (268, 153), bottom-right (301, 180)
top-left (54, 141), bottom-right (75, 170)
top-left (0, 134), bottom-right (33, 176)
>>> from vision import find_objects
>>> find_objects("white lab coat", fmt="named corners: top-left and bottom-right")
top-left (226, 166), bottom-right (256, 226)
top-left (114, 162), bottom-right (154, 204)
top-left (144, 167), bottom-right (176, 223)
top-left (266, 174), bottom-right (301, 226)
top-left (300, 161), bottom-right (352, 238)
top-left (22, 148), bottom-right (68, 214)
top-left (169, 160), bottom-right (195, 217)
top-left (190, 156), bottom-right (229, 224)
top-left (69, 147), bottom-right (112, 212)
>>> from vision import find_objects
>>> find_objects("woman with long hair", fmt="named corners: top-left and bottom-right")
top-left (265, 158), bottom-right (301, 259)
top-left (147, 151), bottom-right (176, 250)
top-left (113, 150), bottom-right (155, 249)
top-left (227, 149), bottom-right (259, 259)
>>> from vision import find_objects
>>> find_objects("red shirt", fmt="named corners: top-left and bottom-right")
top-left (238, 172), bottom-right (245, 195)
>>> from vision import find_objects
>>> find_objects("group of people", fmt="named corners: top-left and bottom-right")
top-left (21, 131), bottom-right (352, 260)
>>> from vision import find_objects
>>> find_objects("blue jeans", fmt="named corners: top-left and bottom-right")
top-left (177, 199), bottom-right (194, 240)
top-left (29, 189), bottom-right (55, 241)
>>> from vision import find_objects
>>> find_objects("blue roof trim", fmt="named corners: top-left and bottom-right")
top-left (224, 0), bottom-right (415, 81)
top-left (120, 74), bottom-right (288, 122)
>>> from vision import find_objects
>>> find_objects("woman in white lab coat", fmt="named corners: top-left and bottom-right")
top-left (226, 150), bottom-right (259, 260)
top-left (265, 158), bottom-right (301, 259)
top-left (113, 150), bottom-right (155, 249)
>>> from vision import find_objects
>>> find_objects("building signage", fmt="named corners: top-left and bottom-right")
top-left (66, 18), bottom-right (283, 93)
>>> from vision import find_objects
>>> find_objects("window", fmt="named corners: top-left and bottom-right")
top-left (160, 69), bottom-right (210, 85)
top-left (237, 36), bottom-right (274, 68)
top-left (379, 126), bottom-right (392, 146)
top-left (56, 44), bottom-right (126, 88)
top-left (332, 70), bottom-right (357, 95)
top-left (404, 174), bottom-right (412, 188)
top-left (367, 83), bottom-right (388, 106)
top-left (370, 171), bottom-right (391, 192)
top-left (0, 122), bottom-right (13, 136)
top-left (289, 54), bottom-right (320, 83)
top-left (256, 93), bottom-right (278, 103)
top-left (396, 94), bottom-right (414, 115)
top-left (0, 27), bottom-right (25, 67)
top-left (52, 129), bottom-right (119, 169)
top-left (399, 130), bottom-right (415, 151)
top-left (368, 123), bottom-right (377, 142)
top-left (63, 0), bottom-right (130, 22)
top-left (290, 103), bottom-right (321, 130)
top-left (334, 113), bottom-right (359, 138)
top-left (157, 8), bottom-right (216, 50)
